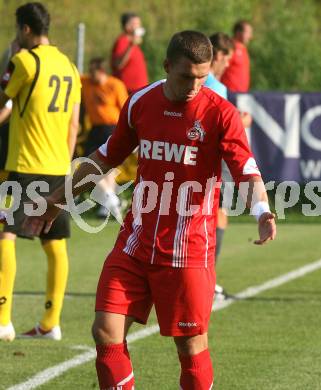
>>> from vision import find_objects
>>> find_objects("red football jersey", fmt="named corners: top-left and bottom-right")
top-left (111, 34), bottom-right (148, 92)
top-left (221, 41), bottom-right (250, 93)
top-left (97, 80), bottom-right (260, 268)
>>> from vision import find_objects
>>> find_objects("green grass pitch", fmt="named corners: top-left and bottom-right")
top-left (1, 220), bottom-right (321, 389)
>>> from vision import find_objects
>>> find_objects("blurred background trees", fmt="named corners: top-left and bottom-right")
top-left (1, 0), bottom-right (321, 91)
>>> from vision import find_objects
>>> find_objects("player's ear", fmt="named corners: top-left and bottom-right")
top-left (163, 59), bottom-right (170, 74)
top-left (23, 24), bottom-right (31, 35)
top-left (216, 51), bottom-right (223, 62)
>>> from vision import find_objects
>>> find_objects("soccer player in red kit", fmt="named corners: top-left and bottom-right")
top-left (25, 31), bottom-right (276, 390)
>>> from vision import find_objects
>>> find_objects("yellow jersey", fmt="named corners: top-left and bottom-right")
top-left (4, 45), bottom-right (81, 175)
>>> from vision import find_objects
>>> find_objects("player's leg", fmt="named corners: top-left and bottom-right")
top-left (0, 171), bottom-right (22, 341)
top-left (21, 175), bottom-right (70, 340)
top-left (20, 237), bottom-right (69, 340)
top-left (216, 166), bottom-right (234, 297)
top-left (150, 265), bottom-right (215, 389)
top-left (215, 208), bottom-right (228, 260)
top-left (93, 312), bottom-right (135, 390)
top-left (174, 333), bottom-right (214, 390)
top-left (39, 238), bottom-right (68, 334)
top-left (0, 231), bottom-right (16, 341)
top-left (0, 134), bottom-right (16, 340)
top-left (94, 248), bottom-right (153, 389)
top-left (215, 208), bottom-right (228, 297)
top-left (39, 176), bottom-right (70, 337)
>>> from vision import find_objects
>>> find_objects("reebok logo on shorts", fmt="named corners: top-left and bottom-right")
top-left (178, 321), bottom-right (198, 328)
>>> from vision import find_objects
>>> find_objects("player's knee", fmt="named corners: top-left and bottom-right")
top-left (92, 312), bottom-right (127, 345)
top-left (91, 322), bottom-right (101, 343)
top-left (92, 320), bottom-right (115, 345)
top-left (174, 333), bottom-right (208, 356)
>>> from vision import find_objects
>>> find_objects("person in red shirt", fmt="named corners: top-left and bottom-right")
top-left (221, 20), bottom-right (253, 92)
top-left (111, 12), bottom-right (148, 94)
top-left (25, 31), bottom-right (276, 390)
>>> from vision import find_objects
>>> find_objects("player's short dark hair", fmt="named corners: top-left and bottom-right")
top-left (89, 57), bottom-right (107, 72)
top-left (233, 20), bottom-right (251, 35)
top-left (121, 12), bottom-right (138, 28)
top-left (209, 32), bottom-right (234, 56)
top-left (166, 30), bottom-right (213, 64)
top-left (16, 2), bottom-right (50, 36)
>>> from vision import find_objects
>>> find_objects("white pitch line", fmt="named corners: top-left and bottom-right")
top-left (6, 350), bottom-right (96, 390)
top-left (213, 257), bottom-right (321, 311)
top-left (7, 258), bottom-right (321, 390)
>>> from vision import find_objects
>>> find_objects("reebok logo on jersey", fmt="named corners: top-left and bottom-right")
top-left (140, 139), bottom-right (198, 166)
top-left (178, 322), bottom-right (198, 328)
top-left (164, 110), bottom-right (183, 117)
top-left (186, 120), bottom-right (206, 142)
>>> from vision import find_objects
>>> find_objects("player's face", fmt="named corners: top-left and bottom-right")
top-left (89, 66), bottom-right (103, 83)
top-left (241, 24), bottom-right (253, 45)
top-left (125, 17), bottom-right (141, 34)
top-left (214, 50), bottom-right (233, 79)
top-left (164, 56), bottom-right (210, 102)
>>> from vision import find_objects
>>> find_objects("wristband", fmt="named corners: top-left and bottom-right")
top-left (251, 201), bottom-right (271, 221)
top-left (5, 99), bottom-right (12, 109)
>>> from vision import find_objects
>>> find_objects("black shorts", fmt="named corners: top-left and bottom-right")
top-left (85, 125), bottom-right (115, 156)
top-left (3, 172), bottom-right (70, 240)
top-left (0, 123), bottom-right (9, 170)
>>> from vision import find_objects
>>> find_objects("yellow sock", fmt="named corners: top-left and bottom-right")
top-left (0, 239), bottom-right (16, 326)
top-left (40, 239), bottom-right (69, 331)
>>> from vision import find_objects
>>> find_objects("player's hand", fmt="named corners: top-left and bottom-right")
top-left (22, 197), bottom-right (62, 236)
top-left (130, 35), bottom-right (143, 45)
top-left (254, 212), bottom-right (276, 245)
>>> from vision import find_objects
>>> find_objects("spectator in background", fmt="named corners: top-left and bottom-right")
top-left (205, 32), bottom-right (252, 298)
top-left (221, 20), bottom-right (253, 92)
top-left (205, 32), bottom-right (234, 99)
top-left (205, 33), bottom-right (234, 297)
top-left (111, 12), bottom-right (148, 94)
top-left (81, 57), bottom-right (128, 219)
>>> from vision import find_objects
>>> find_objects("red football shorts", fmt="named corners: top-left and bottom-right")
top-left (95, 248), bottom-right (216, 336)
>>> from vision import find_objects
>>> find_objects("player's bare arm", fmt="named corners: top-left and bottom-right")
top-left (0, 104), bottom-right (11, 124)
top-left (24, 152), bottom-right (112, 236)
top-left (0, 89), bottom-right (9, 109)
top-left (241, 176), bottom-right (276, 245)
top-left (113, 34), bottom-right (143, 70)
top-left (113, 43), bottom-right (134, 71)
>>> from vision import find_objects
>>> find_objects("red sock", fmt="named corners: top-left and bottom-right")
top-left (179, 349), bottom-right (214, 390)
top-left (96, 342), bottom-right (134, 390)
